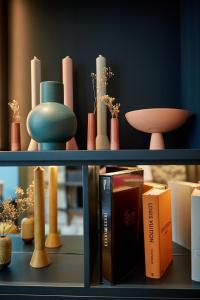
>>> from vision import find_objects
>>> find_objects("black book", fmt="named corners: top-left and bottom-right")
top-left (100, 168), bottom-right (144, 284)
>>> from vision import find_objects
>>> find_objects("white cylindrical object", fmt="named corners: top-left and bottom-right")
top-left (31, 56), bottom-right (41, 108)
top-left (96, 55), bottom-right (110, 150)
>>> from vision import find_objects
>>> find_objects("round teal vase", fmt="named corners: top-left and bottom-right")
top-left (27, 81), bottom-right (77, 150)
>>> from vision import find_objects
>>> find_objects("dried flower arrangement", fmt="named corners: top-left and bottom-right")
top-left (101, 95), bottom-right (120, 118)
top-left (0, 183), bottom-right (34, 236)
top-left (8, 99), bottom-right (20, 123)
top-left (91, 67), bottom-right (114, 114)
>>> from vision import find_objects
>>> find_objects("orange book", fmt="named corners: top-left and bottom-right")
top-left (143, 182), bottom-right (166, 193)
top-left (143, 188), bottom-right (172, 279)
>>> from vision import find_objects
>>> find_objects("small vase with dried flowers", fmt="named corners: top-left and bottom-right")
top-left (89, 66), bottom-right (114, 150)
top-left (8, 99), bottom-right (21, 151)
top-left (16, 183), bottom-right (34, 244)
top-left (0, 187), bottom-right (32, 270)
top-left (86, 73), bottom-right (97, 150)
top-left (101, 95), bottom-right (120, 150)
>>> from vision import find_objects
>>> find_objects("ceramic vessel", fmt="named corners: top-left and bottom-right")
top-left (0, 236), bottom-right (12, 270)
top-left (27, 81), bottom-right (77, 151)
top-left (11, 122), bottom-right (21, 151)
top-left (87, 113), bottom-right (96, 150)
top-left (110, 118), bottom-right (120, 150)
top-left (125, 108), bottom-right (190, 149)
top-left (21, 217), bottom-right (34, 244)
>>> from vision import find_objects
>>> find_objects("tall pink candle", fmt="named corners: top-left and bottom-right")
top-left (62, 56), bottom-right (73, 109)
top-left (62, 56), bottom-right (78, 150)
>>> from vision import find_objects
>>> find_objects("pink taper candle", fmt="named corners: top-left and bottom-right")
top-left (62, 56), bottom-right (73, 109)
top-left (62, 56), bottom-right (78, 150)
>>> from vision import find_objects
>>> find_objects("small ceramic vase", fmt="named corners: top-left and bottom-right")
top-left (0, 236), bottom-right (12, 270)
top-left (27, 81), bottom-right (77, 151)
top-left (21, 217), bottom-right (34, 244)
top-left (110, 118), bottom-right (120, 150)
top-left (87, 112), bottom-right (96, 150)
top-left (11, 122), bottom-right (21, 151)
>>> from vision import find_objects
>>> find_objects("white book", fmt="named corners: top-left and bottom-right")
top-left (191, 188), bottom-right (200, 282)
top-left (168, 181), bottom-right (200, 250)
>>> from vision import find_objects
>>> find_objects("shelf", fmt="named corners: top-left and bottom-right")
top-left (0, 149), bottom-right (200, 166)
top-left (0, 235), bottom-right (83, 288)
top-left (1, 241), bottom-right (200, 299)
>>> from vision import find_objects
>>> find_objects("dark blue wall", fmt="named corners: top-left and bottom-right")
top-left (181, 0), bottom-right (200, 148)
top-left (9, 0), bottom-right (185, 149)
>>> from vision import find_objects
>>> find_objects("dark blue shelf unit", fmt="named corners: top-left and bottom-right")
top-left (0, 150), bottom-right (200, 299)
top-left (0, 149), bottom-right (200, 166)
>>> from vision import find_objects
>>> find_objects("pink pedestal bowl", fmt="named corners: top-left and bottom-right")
top-left (125, 108), bottom-right (190, 149)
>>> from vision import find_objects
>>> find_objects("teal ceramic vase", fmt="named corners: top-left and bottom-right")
top-left (27, 81), bottom-right (77, 150)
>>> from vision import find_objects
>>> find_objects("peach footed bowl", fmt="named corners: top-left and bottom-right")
top-left (125, 108), bottom-right (190, 150)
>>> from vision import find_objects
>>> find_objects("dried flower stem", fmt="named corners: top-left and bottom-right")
top-left (8, 99), bottom-right (20, 123)
top-left (101, 95), bottom-right (120, 118)
top-left (91, 67), bottom-right (114, 114)
top-left (0, 183), bottom-right (34, 236)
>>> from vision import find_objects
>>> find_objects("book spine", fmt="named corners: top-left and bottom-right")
top-left (100, 175), bottom-right (113, 283)
top-left (143, 194), bottom-right (160, 278)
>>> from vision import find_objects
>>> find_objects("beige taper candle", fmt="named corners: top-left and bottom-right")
top-left (30, 167), bottom-right (50, 268)
top-left (45, 166), bottom-right (62, 248)
top-left (96, 55), bottom-right (110, 150)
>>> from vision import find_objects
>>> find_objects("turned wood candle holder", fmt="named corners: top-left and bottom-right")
top-left (30, 167), bottom-right (50, 268)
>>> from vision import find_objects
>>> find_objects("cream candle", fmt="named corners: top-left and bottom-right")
top-left (96, 55), bottom-right (110, 150)
top-left (31, 56), bottom-right (41, 108)
top-left (28, 56), bottom-right (41, 151)
top-left (45, 166), bottom-right (62, 248)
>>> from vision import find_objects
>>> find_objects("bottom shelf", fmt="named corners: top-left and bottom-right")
top-left (101, 243), bottom-right (194, 289)
top-left (0, 235), bottom-right (83, 287)
top-left (0, 237), bottom-right (200, 299)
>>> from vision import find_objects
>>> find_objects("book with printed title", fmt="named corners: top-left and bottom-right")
top-left (100, 167), bottom-right (143, 283)
top-left (143, 188), bottom-right (172, 279)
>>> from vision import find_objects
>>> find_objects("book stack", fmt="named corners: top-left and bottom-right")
top-left (100, 167), bottom-right (143, 283)
top-left (99, 167), bottom-right (200, 284)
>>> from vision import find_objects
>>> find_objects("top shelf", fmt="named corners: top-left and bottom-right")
top-left (0, 149), bottom-right (200, 166)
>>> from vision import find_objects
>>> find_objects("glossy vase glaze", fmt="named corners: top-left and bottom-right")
top-left (0, 236), bottom-right (12, 270)
top-left (27, 81), bottom-right (77, 150)
top-left (110, 118), bottom-right (120, 150)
